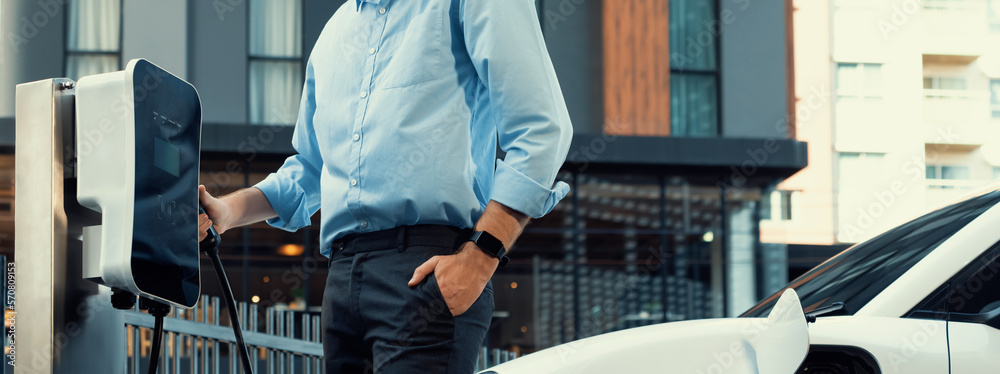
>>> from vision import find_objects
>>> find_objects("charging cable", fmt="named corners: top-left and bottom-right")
top-left (200, 205), bottom-right (255, 374)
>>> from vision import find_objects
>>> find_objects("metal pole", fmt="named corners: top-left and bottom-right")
top-left (15, 79), bottom-right (125, 374)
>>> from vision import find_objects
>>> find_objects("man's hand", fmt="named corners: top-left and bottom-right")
top-left (198, 185), bottom-right (233, 238)
top-left (408, 242), bottom-right (499, 316)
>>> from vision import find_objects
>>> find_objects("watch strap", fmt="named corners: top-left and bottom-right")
top-left (469, 231), bottom-right (509, 266)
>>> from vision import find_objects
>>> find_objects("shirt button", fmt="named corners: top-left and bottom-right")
top-left (379, 7), bottom-right (386, 14)
top-left (360, 91), bottom-right (368, 99)
top-left (369, 48), bottom-right (376, 55)
top-left (353, 133), bottom-right (360, 141)
top-left (350, 179), bottom-right (358, 186)
top-left (360, 220), bottom-right (368, 228)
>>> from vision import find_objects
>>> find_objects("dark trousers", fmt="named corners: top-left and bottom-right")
top-left (322, 225), bottom-right (494, 374)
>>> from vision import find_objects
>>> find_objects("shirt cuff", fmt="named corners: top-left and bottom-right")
top-left (489, 160), bottom-right (570, 219)
top-left (254, 173), bottom-right (312, 232)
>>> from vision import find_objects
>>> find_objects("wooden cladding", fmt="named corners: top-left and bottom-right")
top-left (602, 0), bottom-right (672, 136)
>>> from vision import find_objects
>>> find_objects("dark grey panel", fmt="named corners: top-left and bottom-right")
top-left (563, 134), bottom-right (808, 186)
top-left (304, 0), bottom-right (345, 58)
top-left (541, 0), bottom-right (604, 135)
top-left (0, 117), bottom-right (13, 147)
top-left (201, 123), bottom-right (294, 155)
top-left (188, 0), bottom-right (249, 125)
top-left (720, 0), bottom-right (789, 139)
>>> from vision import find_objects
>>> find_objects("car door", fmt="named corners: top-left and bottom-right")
top-left (908, 241), bottom-right (1000, 373)
top-left (943, 243), bottom-right (1000, 373)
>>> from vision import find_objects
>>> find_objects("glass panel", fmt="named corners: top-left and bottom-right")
top-left (249, 0), bottom-right (302, 58)
top-left (668, 0), bottom-right (717, 71)
top-left (941, 165), bottom-right (971, 180)
top-left (862, 64), bottom-right (882, 95)
top-left (991, 79), bottom-right (1000, 118)
top-left (670, 74), bottom-right (719, 137)
top-left (67, 0), bottom-right (120, 52)
top-left (65, 54), bottom-right (119, 81)
top-left (927, 165), bottom-right (939, 179)
top-left (249, 60), bottom-right (303, 125)
top-left (990, 0), bottom-right (1000, 32)
top-left (836, 63), bottom-right (859, 93)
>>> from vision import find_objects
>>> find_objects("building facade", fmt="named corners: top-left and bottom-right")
top-left (766, 0), bottom-right (1000, 255)
top-left (1, 0), bottom-right (806, 356)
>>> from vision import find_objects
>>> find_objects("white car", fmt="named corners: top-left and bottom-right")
top-left (483, 187), bottom-right (1000, 374)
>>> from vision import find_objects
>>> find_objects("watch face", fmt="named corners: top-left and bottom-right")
top-left (129, 60), bottom-right (201, 308)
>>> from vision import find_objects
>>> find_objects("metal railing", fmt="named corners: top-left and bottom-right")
top-left (124, 295), bottom-right (323, 374)
top-left (124, 295), bottom-right (520, 373)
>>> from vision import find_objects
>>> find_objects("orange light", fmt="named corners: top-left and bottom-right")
top-left (251, 295), bottom-right (260, 303)
top-left (510, 282), bottom-right (518, 289)
top-left (277, 244), bottom-right (305, 256)
top-left (263, 276), bottom-right (270, 283)
top-left (520, 326), bottom-right (527, 333)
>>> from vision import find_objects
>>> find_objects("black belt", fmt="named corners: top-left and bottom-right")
top-left (331, 224), bottom-right (472, 255)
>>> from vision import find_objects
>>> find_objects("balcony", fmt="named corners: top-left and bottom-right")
top-left (923, 89), bottom-right (993, 145)
top-left (925, 179), bottom-right (985, 208)
top-left (922, 0), bottom-right (989, 57)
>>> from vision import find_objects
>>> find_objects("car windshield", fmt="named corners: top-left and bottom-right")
top-left (742, 190), bottom-right (1000, 318)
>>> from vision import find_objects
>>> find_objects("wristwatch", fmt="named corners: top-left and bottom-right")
top-left (469, 231), bottom-right (510, 266)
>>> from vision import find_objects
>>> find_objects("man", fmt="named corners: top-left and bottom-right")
top-left (197, 0), bottom-right (572, 372)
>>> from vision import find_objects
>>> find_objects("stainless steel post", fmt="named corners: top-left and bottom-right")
top-left (15, 79), bottom-right (126, 374)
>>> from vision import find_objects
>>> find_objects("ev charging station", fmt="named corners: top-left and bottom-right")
top-left (15, 59), bottom-right (250, 374)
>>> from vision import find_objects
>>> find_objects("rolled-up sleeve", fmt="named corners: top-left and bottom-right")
top-left (253, 59), bottom-right (322, 231)
top-left (461, 0), bottom-right (574, 218)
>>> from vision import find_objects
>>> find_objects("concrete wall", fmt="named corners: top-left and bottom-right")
top-left (187, 0), bottom-right (249, 125)
top-left (123, 0), bottom-right (188, 78)
top-left (720, 0), bottom-right (790, 139)
top-left (0, 0), bottom-right (67, 118)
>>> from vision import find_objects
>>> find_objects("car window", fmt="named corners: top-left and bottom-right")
top-left (743, 190), bottom-right (1000, 318)
top-left (908, 241), bottom-right (1000, 320)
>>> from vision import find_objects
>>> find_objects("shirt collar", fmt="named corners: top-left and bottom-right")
top-left (355, 0), bottom-right (382, 12)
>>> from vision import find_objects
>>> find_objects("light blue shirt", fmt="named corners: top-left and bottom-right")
top-left (254, 0), bottom-right (573, 256)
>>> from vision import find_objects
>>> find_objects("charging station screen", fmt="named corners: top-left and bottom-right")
top-left (154, 136), bottom-right (181, 177)
top-left (129, 60), bottom-right (201, 307)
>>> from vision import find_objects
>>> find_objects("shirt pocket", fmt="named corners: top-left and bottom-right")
top-left (379, 4), bottom-right (445, 89)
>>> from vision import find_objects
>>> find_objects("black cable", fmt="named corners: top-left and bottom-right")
top-left (141, 298), bottom-right (170, 374)
top-left (147, 315), bottom-right (165, 374)
top-left (200, 206), bottom-right (254, 374)
top-left (207, 249), bottom-right (254, 373)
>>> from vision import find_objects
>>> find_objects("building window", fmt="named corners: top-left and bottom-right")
top-left (991, 79), bottom-right (1000, 118)
top-left (990, 0), bottom-right (1000, 32)
top-left (836, 63), bottom-right (883, 98)
top-left (762, 190), bottom-right (794, 221)
top-left (249, 0), bottom-right (303, 125)
top-left (926, 165), bottom-right (971, 181)
top-left (923, 76), bottom-right (967, 90)
top-left (835, 63), bottom-right (883, 128)
top-left (669, 0), bottom-right (719, 137)
top-left (992, 166), bottom-right (1000, 180)
top-left (65, 0), bottom-right (122, 81)
top-left (838, 152), bottom-right (885, 183)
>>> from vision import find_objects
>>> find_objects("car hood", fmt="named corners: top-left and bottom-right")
top-left (481, 289), bottom-right (808, 374)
